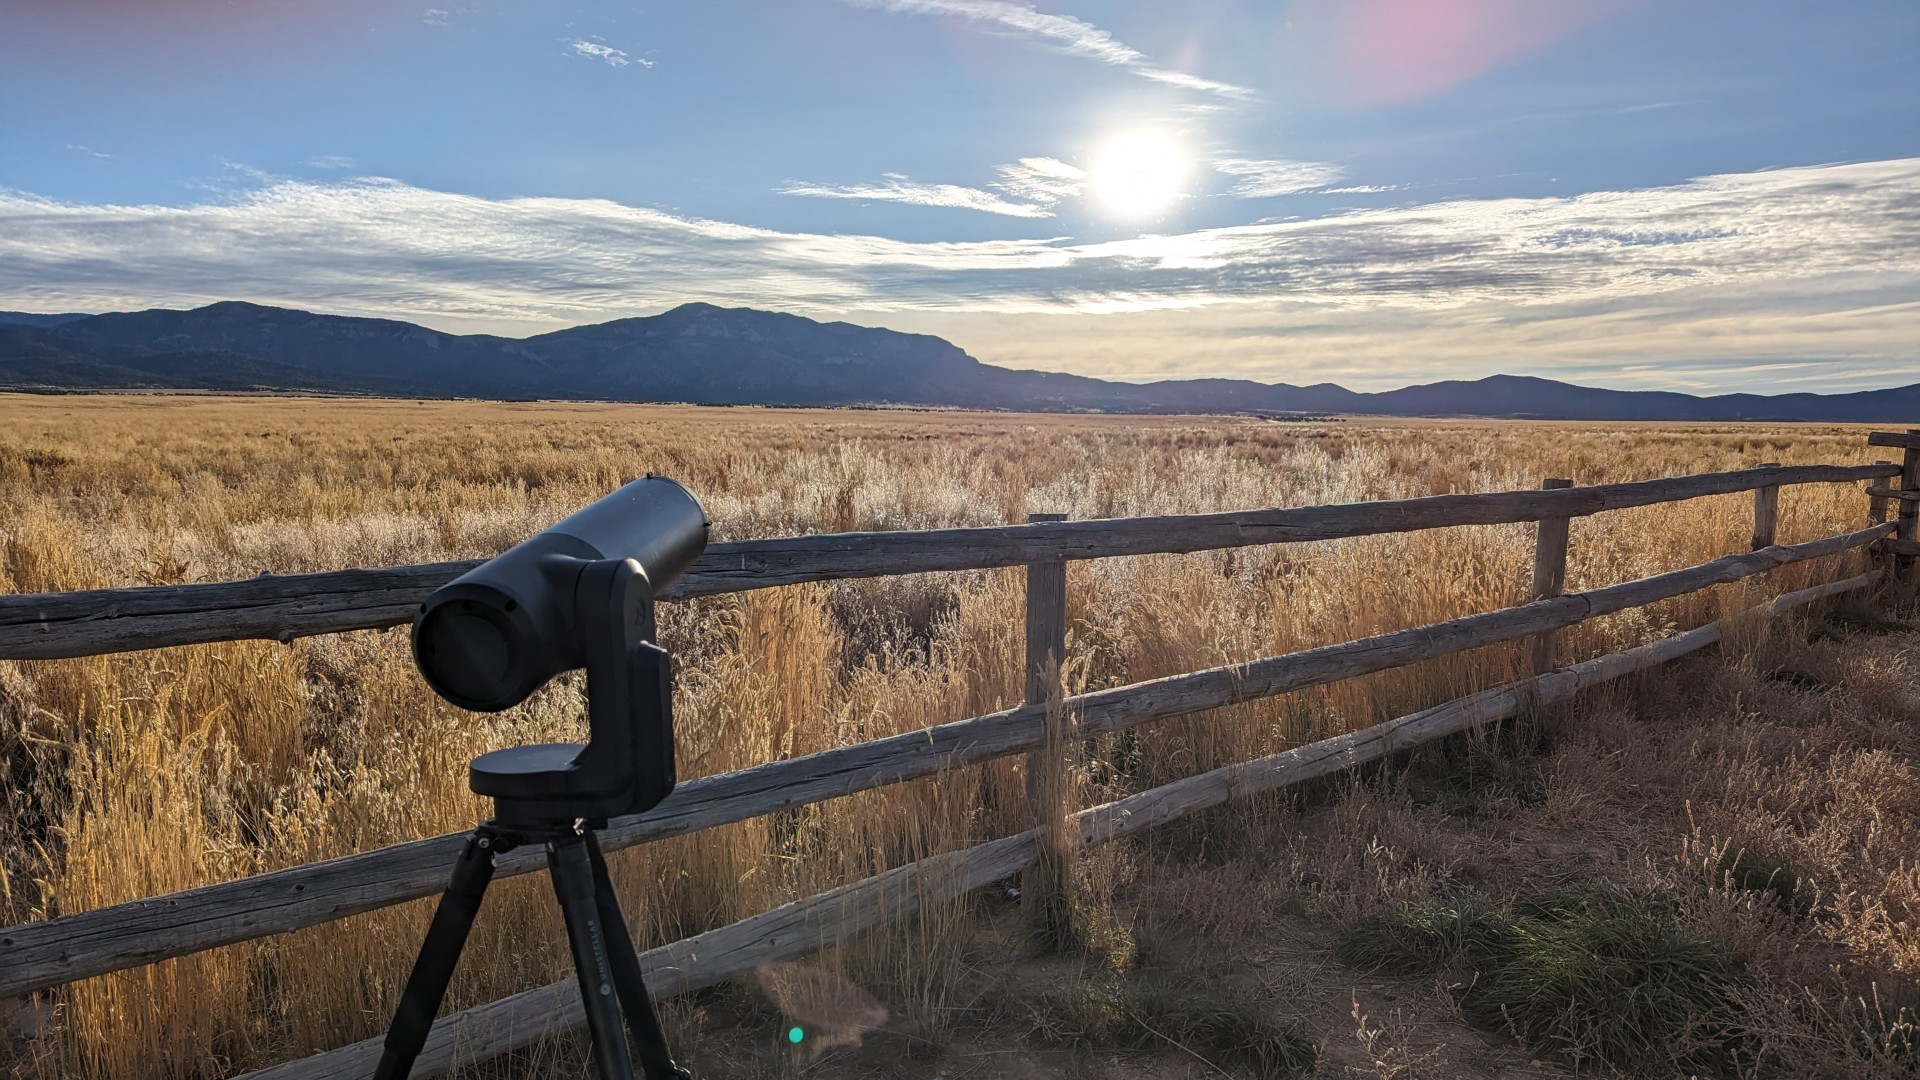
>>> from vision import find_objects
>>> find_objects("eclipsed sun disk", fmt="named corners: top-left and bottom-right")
top-left (1088, 131), bottom-right (1188, 218)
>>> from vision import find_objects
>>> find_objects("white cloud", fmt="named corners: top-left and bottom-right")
top-left (1212, 158), bottom-right (1347, 198)
top-left (421, 8), bottom-right (449, 27)
top-left (780, 156), bottom-right (1085, 219)
top-left (847, 0), bottom-right (1252, 100)
top-left (778, 174), bottom-right (1054, 217)
top-left (1136, 68), bottom-right (1255, 99)
top-left (1321, 184), bottom-right (1405, 195)
top-left (65, 144), bottom-right (112, 160)
top-left (991, 157), bottom-right (1086, 206)
top-left (305, 155), bottom-right (357, 171)
top-left (212, 160), bottom-right (279, 186)
top-left (568, 39), bottom-right (649, 68)
top-left (2, 159), bottom-right (1916, 391)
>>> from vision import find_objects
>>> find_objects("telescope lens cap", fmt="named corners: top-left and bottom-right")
top-left (416, 602), bottom-right (521, 710)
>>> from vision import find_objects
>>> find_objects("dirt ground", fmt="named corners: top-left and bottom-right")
top-left (657, 907), bottom-right (1569, 1080)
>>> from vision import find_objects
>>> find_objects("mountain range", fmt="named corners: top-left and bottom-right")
top-left (1, 301), bottom-right (1914, 422)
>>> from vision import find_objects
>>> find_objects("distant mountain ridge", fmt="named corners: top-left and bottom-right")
top-left (0, 312), bottom-right (90, 329)
top-left (0, 301), bottom-right (1914, 422)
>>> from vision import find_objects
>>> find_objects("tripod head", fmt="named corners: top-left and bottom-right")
top-left (411, 476), bottom-right (709, 826)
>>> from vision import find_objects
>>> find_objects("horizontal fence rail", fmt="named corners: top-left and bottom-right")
top-left (1869, 432), bottom-right (1920, 451)
top-left (0, 462), bottom-right (1898, 660)
top-left (0, 521), bottom-right (1891, 999)
top-left (230, 570), bottom-right (1880, 1080)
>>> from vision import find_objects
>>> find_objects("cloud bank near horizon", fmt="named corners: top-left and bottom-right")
top-left (1, 158), bottom-right (1915, 392)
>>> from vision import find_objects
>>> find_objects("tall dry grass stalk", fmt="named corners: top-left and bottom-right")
top-left (0, 395), bottom-right (1891, 1077)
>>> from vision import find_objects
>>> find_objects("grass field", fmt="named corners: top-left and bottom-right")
top-left (0, 394), bottom-right (1905, 1078)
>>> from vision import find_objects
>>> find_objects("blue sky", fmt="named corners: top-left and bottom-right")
top-left (2, 0), bottom-right (1916, 392)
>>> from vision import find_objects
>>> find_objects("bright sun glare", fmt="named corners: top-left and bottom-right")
top-left (1088, 131), bottom-right (1188, 219)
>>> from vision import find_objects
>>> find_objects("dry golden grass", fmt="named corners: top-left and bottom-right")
top-left (0, 393), bottom-right (1899, 1078)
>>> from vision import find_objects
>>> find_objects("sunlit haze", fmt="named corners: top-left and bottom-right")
top-left (1, 0), bottom-right (1915, 392)
top-left (1088, 131), bottom-right (1188, 219)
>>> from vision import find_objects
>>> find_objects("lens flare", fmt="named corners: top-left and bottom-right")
top-left (756, 963), bottom-right (889, 1061)
top-left (1294, 0), bottom-right (1634, 107)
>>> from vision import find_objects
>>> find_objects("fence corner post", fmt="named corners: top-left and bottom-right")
top-left (1900, 432), bottom-right (1920, 586)
top-left (1529, 479), bottom-right (1574, 675)
top-left (1868, 460), bottom-right (1892, 576)
top-left (1022, 512), bottom-right (1071, 934)
top-left (1751, 462), bottom-right (1781, 551)
top-left (1869, 462), bottom-right (1893, 526)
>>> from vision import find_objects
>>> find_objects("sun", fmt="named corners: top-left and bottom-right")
top-left (1088, 131), bottom-right (1188, 219)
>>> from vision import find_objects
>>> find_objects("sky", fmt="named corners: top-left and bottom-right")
top-left (1, 0), bottom-right (1916, 393)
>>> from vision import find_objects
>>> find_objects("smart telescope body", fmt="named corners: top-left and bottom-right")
top-left (411, 475), bottom-right (709, 825)
top-left (381, 477), bottom-right (705, 1080)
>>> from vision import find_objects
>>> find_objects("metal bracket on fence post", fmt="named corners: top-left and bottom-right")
top-left (1529, 479), bottom-right (1574, 675)
top-left (1752, 463), bottom-right (1780, 551)
top-left (1900, 432), bottom-right (1920, 586)
top-left (1022, 512), bottom-right (1070, 934)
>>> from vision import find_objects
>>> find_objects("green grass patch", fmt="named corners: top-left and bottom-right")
top-left (1337, 884), bottom-right (1750, 1075)
top-left (1024, 889), bottom-right (1139, 972)
top-left (1715, 845), bottom-right (1810, 914)
top-left (1419, 737), bottom-right (1551, 817)
top-left (1332, 897), bottom-right (1503, 974)
top-left (1033, 977), bottom-right (1317, 1078)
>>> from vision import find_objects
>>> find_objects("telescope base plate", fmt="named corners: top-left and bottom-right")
top-left (470, 742), bottom-right (583, 791)
top-left (471, 743), bottom-right (636, 828)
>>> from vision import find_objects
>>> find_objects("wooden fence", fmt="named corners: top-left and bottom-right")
top-left (2, 431), bottom-right (1917, 1080)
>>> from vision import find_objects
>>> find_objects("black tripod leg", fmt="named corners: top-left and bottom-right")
top-left (585, 832), bottom-right (692, 1080)
top-left (549, 830), bottom-right (638, 1080)
top-left (374, 829), bottom-right (500, 1080)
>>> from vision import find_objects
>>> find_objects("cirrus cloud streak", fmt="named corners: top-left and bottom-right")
top-left (1212, 158), bottom-right (1348, 197)
top-left (777, 174), bottom-right (1054, 217)
top-left (845, 0), bottom-right (1253, 100)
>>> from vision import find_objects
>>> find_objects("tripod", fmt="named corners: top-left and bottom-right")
top-left (372, 816), bottom-right (689, 1080)
top-left (378, 557), bottom-right (693, 1079)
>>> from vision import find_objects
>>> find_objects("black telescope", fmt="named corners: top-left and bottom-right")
top-left (415, 474), bottom-right (707, 713)
top-left (378, 476), bottom-right (706, 1080)
top-left (413, 474), bottom-right (707, 825)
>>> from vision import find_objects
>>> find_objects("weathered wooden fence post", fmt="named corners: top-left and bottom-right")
top-left (1868, 460), bottom-right (1892, 576)
top-left (1022, 512), bottom-right (1071, 932)
top-left (1901, 432), bottom-right (1920, 586)
top-left (1866, 432), bottom-right (1920, 585)
top-left (1752, 463), bottom-right (1780, 550)
top-left (1529, 478), bottom-right (1574, 674)
top-left (1869, 462), bottom-right (1893, 526)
